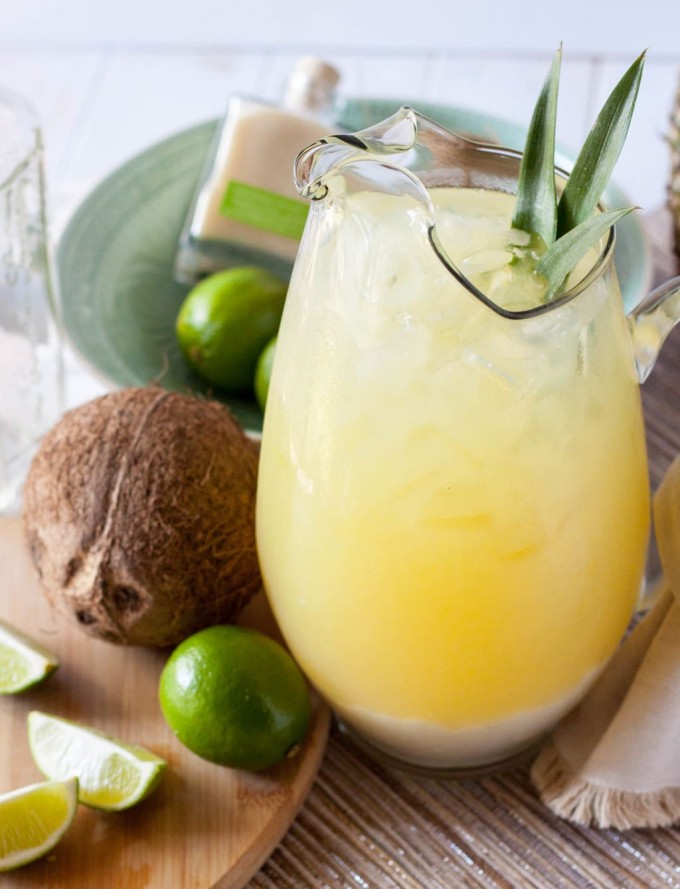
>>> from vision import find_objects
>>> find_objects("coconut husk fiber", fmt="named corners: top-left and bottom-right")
top-left (23, 386), bottom-right (262, 648)
top-left (531, 453), bottom-right (680, 830)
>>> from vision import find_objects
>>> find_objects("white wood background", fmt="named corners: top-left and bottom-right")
top-left (0, 0), bottom-right (678, 406)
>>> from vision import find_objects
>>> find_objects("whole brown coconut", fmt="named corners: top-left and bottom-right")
top-left (23, 386), bottom-right (262, 647)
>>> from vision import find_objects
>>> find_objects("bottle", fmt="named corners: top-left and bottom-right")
top-left (174, 57), bottom-right (341, 285)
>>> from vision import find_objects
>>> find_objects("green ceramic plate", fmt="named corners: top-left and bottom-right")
top-left (57, 98), bottom-right (652, 433)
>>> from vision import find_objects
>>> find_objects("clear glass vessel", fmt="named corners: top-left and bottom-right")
top-left (256, 107), bottom-right (680, 773)
top-left (0, 87), bottom-right (63, 515)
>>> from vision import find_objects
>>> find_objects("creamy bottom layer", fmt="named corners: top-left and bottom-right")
top-left (335, 667), bottom-right (600, 769)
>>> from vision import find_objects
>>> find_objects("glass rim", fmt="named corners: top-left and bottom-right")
top-left (0, 87), bottom-right (42, 193)
top-left (430, 218), bottom-right (616, 321)
top-left (425, 139), bottom-right (617, 321)
top-left (0, 134), bottom-right (41, 193)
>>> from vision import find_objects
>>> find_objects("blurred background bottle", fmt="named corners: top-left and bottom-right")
top-left (174, 56), bottom-right (342, 285)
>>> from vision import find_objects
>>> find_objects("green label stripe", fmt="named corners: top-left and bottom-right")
top-left (219, 180), bottom-right (309, 240)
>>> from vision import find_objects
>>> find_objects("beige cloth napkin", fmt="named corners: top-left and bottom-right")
top-left (531, 454), bottom-right (680, 830)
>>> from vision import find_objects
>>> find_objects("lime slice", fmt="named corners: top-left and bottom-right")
top-left (0, 619), bottom-right (59, 694)
top-left (0, 778), bottom-right (77, 872)
top-left (28, 711), bottom-right (166, 812)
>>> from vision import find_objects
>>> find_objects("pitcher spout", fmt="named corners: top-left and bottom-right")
top-left (294, 106), bottom-right (421, 199)
top-left (294, 105), bottom-right (524, 203)
top-left (629, 277), bottom-right (680, 382)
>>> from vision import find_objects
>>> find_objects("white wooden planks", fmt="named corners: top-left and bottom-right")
top-left (1, 0), bottom-right (680, 56)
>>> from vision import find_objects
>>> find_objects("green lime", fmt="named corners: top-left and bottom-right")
top-left (254, 335), bottom-right (277, 412)
top-left (0, 619), bottom-right (59, 694)
top-left (158, 625), bottom-right (311, 771)
top-left (176, 267), bottom-right (287, 392)
top-left (0, 778), bottom-right (77, 872)
top-left (28, 711), bottom-right (166, 812)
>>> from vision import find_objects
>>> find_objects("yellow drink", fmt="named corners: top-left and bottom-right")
top-left (256, 187), bottom-right (650, 768)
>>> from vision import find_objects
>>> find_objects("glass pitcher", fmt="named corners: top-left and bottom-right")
top-left (256, 107), bottom-right (680, 774)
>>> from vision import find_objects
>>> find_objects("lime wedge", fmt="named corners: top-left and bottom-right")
top-left (0, 778), bottom-right (77, 872)
top-left (0, 619), bottom-right (59, 694)
top-left (28, 711), bottom-right (166, 812)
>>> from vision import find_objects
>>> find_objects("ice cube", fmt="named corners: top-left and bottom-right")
top-left (460, 249), bottom-right (513, 275)
top-left (508, 228), bottom-right (532, 247)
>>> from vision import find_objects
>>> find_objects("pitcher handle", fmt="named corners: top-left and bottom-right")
top-left (629, 276), bottom-right (680, 383)
top-left (628, 275), bottom-right (680, 611)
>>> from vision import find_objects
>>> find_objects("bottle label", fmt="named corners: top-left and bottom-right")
top-left (219, 181), bottom-right (309, 241)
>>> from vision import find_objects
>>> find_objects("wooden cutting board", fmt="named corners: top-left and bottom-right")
top-left (0, 516), bottom-right (330, 888)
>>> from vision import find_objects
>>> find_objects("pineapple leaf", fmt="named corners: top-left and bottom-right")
top-left (536, 207), bottom-right (635, 300)
top-left (556, 52), bottom-right (646, 237)
top-left (511, 47), bottom-right (562, 247)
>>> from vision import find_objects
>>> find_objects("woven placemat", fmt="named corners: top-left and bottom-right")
top-left (250, 209), bottom-right (680, 889)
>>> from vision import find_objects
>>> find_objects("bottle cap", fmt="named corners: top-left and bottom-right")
top-left (283, 57), bottom-right (341, 116)
top-left (290, 57), bottom-right (341, 90)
